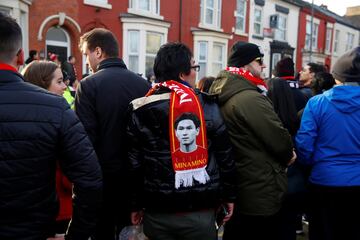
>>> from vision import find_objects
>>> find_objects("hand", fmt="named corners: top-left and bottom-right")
top-left (222, 202), bottom-right (234, 223)
top-left (131, 210), bottom-right (144, 225)
top-left (288, 150), bottom-right (297, 166)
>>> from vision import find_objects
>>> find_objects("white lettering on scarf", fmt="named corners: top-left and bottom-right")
top-left (165, 83), bottom-right (192, 104)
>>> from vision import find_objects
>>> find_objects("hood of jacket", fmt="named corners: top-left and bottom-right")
top-left (324, 85), bottom-right (360, 113)
top-left (209, 70), bottom-right (257, 105)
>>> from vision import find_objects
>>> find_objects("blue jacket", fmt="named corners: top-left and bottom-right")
top-left (296, 85), bottom-right (360, 186)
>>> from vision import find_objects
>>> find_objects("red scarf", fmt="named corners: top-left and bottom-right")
top-left (226, 66), bottom-right (268, 90)
top-left (146, 80), bottom-right (209, 189)
top-left (0, 63), bottom-right (18, 73)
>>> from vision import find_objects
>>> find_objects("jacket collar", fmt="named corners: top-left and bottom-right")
top-left (97, 58), bottom-right (127, 71)
top-left (0, 65), bottom-right (24, 83)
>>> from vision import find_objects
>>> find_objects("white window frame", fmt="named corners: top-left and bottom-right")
top-left (128, 0), bottom-right (163, 20)
top-left (193, 32), bottom-right (230, 82)
top-left (199, 0), bottom-right (222, 31)
top-left (274, 13), bottom-right (287, 42)
top-left (45, 27), bottom-right (71, 58)
top-left (272, 53), bottom-right (281, 72)
top-left (334, 29), bottom-right (340, 54)
top-left (0, 6), bottom-right (11, 16)
top-left (212, 42), bottom-right (225, 76)
top-left (84, 0), bottom-right (112, 9)
top-left (325, 27), bottom-right (332, 54)
top-left (346, 32), bottom-right (355, 51)
top-left (121, 17), bottom-right (170, 77)
top-left (253, 7), bottom-right (263, 36)
top-left (305, 15), bottom-right (320, 51)
top-left (234, 0), bottom-right (246, 34)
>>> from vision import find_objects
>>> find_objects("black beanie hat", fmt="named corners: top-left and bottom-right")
top-left (332, 46), bottom-right (360, 83)
top-left (274, 57), bottom-right (294, 77)
top-left (228, 42), bottom-right (264, 67)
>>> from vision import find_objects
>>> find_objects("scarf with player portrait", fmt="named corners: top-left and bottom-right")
top-left (146, 80), bottom-right (209, 189)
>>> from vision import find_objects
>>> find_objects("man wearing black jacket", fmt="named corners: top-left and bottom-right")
top-left (76, 28), bottom-right (150, 240)
top-left (0, 13), bottom-right (102, 240)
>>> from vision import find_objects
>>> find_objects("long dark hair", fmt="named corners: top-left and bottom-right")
top-left (267, 78), bottom-right (299, 136)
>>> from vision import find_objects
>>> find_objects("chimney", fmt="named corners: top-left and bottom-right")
top-left (320, 4), bottom-right (328, 10)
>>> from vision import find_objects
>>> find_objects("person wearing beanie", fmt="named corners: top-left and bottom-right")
top-left (273, 57), bottom-right (308, 112)
top-left (296, 46), bottom-right (360, 240)
top-left (209, 41), bottom-right (296, 240)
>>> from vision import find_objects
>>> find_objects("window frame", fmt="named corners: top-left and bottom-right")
top-left (274, 13), bottom-right (287, 42)
top-left (200, 0), bottom-right (222, 30)
top-left (334, 29), bottom-right (340, 53)
top-left (325, 27), bottom-right (332, 54)
top-left (84, 0), bottom-right (112, 9)
top-left (346, 32), bottom-right (354, 51)
top-left (253, 7), bottom-right (263, 36)
top-left (129, 0), bottom-right (160, 15)
top-left (234, 0), bottom-right (246, 34)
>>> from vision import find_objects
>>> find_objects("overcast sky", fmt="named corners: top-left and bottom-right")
top-left (303, 0), bottom-right (359, 16)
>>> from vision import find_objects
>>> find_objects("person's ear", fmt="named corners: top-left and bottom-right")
top-left (16, 49), bottom-right (25, 67)
top-left (196, 127), bottom-right (200, 135)
top-left (94, 47), bottom-right (103, 59)
top-left (179, 72), bottom-right (186, 81)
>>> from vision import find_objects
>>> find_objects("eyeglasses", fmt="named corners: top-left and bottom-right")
top-left (191, 65), bottom-right (201, 72)
top-left (255, 57), bottom-right (263, 66)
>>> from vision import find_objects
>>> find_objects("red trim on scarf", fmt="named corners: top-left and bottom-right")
top-left (226, 66), bottom-right (267, 89)
top-left (0, 63), bottom-right (17, 73)
top-left (146, 80), bottom-right (210, 189)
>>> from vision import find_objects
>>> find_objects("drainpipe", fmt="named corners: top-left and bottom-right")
top-left (179, 0), bottom-right (183, 42)
top-left (309, 0), bottom-right (314, 62)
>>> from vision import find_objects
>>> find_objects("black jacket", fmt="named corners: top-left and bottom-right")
top-left (127, 88), bottom-right (236, 213)
top-left (75, 58), bottom-right (150, 176)
top-left (0, 69), bottom-right (102, 240)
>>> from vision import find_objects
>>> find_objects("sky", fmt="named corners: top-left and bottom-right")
top-left (303, 0), bottom-right (359, 16)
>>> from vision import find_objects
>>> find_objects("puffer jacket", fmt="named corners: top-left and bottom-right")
top-left (127, 87), bottom-right (236, 213)
top-left (209, 70), bottom-right (293, 216)
top-left (0, 69), bottom-right (102, 240)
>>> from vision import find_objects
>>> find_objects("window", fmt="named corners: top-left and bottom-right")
top-left (305, 20), bottom-right (318, 50)
top-left (84, 0), bottom-right (112, 9)
top-left (128, 31), bottom-right (140, 73)
top-left (200, 0), bottom-right (222, 28)
top-left (129, 0), bottom-right (160, 15)
top-left (274, 14), bottom-right (286, 41)
top-left (272, 53), bottom-right (281, 72)
top-left (0, 6), bottom-right (11, 16)
top-left (334, 30), bottom-right (339, 53)
top-left (194, 38), bottom-right (227, 80)
top-left (145, 32), bottom-right (162, 76)
top-left (325, 28), bottom-right (332, 53)
top-left (235, 0), bottom-right (246, 33)
top-left (198, 42), bottom-right (208, 80)
top-left (346, 32), bottom-right (354, 51)
top-left (253, 7), bottom-right (262, 36)
top-left (126, 30), bottom-right (163, 76)
top-left (212, 43), bottom-right (225, 76)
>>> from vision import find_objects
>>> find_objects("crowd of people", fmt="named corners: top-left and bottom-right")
top-left (1, 12), bottom-right (360, 240)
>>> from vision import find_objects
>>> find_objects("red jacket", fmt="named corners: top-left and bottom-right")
top-left (56, 166), bottom-right (72, 221)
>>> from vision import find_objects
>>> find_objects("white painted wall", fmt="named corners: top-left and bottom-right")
top-left (0, 0), bottom-right (31, 59)
top-left (331, 22), bottom-right (360, 69)
top-left (249, 0), bottom-right (300, 78)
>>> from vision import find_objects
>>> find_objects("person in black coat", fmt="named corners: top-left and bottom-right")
top-left (0, 13), bottom-right (102, 240)
top-left (76, 28), bottom-right (150, 240)
top-left (127, 42), bottom-right (236, 240)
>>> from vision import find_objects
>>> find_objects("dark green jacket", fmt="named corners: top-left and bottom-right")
top-left (209, 70), bottom-right (293, 216)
